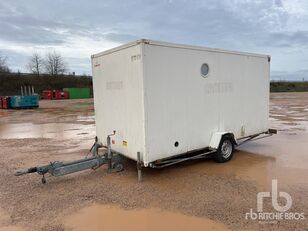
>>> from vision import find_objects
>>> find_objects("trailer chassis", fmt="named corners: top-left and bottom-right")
top-left (147, 129), bottom-right (277, 169)
top-left (15, 129), bottom-right (277, 183)
top-left (15, 131), bottom-right (123, 184)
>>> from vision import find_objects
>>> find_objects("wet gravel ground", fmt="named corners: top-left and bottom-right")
top-left (0, 96), bottom-right (308, 231)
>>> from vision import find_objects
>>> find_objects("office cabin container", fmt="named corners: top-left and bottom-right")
top-left (91, 39), bottom-right (271, 167)
top-left (63, 88), bottom-right (91, 99)
top-left (42, 90), bottom-right (69, 100)
top-left (9, 95), bottom-right (39, 109)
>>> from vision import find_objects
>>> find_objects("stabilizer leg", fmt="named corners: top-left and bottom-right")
top-left (137, 152), bottom-right (142, 182)
top-left (106, 131), bottom-right (124, 173)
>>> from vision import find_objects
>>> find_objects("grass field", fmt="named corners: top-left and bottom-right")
top-left (270, 81), bottom-right (308, 92)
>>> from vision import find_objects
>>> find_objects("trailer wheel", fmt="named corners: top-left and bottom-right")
top-left (214, 136), bottom-right (234, 163)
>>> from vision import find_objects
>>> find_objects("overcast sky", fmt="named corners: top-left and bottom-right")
top-left (0, 0), bottom-right (307, 80)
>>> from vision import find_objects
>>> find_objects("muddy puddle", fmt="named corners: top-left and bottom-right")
top-left (0, 99), bottom-right (95, 140)
top-left (0, 122), bottom-right (95, 139)
top-left (64, 204), bottom-right (230, 231)
top-left (221, 131), bottom-right (308, 190)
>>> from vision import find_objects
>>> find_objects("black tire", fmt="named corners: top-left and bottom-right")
top-left (214, 136), bottom-right (234, 163)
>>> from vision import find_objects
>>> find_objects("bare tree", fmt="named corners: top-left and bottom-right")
top-left (0, 55), bottom-right (10, 73)
top-left (27, 52), bottom-right (44, 76)
top-left (44, 51), bottom-right (67, 76)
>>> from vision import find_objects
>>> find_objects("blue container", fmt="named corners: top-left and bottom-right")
top-left (9, 95), bottom-right (39, 109)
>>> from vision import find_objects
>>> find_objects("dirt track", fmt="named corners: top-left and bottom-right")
top-left (0, 94), bottom-right (308, 231)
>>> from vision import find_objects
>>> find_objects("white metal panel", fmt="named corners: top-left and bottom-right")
top-left (91, 44), bottom-right (146, 161)
top-left (143, 43), bottom-right (269, 163)
top-left (145, 39), bottom-right (268, 59)
top-left (143, 44), bottom-right (220, 163)
top-left (215, 54), bottom-right (270, 139)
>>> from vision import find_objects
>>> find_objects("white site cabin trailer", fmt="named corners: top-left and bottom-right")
top-left (91, 39), bottom-right (271, 167)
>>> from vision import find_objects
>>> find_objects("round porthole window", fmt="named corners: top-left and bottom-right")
top-left (201, 63), bottom-right (209, 77)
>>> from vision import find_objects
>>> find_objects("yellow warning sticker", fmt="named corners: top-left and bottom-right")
top-left (122, 140), bottom-right (128, 147)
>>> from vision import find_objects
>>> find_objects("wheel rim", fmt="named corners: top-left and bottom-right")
top-left (221, 140), bottom-right (232, 159)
